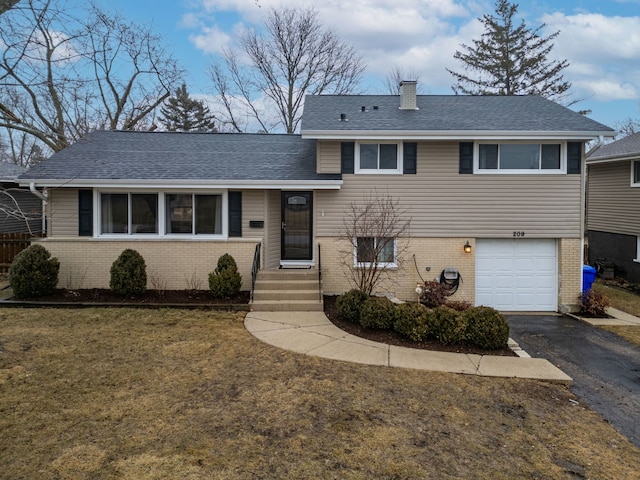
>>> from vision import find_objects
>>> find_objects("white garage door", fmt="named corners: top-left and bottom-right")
top-left (476, 239), bottom-right (557, 311)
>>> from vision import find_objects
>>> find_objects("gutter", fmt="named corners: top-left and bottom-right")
top-left (585, 135), bottom-right (606, 159)
top-left (29, 182), bottom-right (48, 235)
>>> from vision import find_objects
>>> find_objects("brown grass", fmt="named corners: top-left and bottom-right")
top-left (593, 282), bottom-right (640, 317)
top-left (1, 307), bottom-right (639, 479)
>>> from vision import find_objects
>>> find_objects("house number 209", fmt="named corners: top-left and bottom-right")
top-left (513, 231), bottom-right (525, 237)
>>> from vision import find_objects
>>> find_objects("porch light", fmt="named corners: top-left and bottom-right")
top-left (464, 241), bottom-right (472, 254)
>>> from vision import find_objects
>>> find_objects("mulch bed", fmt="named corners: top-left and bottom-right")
top-left (8, 288), bottom-right (250, 307)
top-left (323, 295), bottom-right (516, 357)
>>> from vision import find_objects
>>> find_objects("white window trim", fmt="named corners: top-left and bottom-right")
top-left (353, 237), bottom-right (398, 269)
top-left (473, 141), bottom-right (567, 174)
top-left (631, 160), bottom-right (640, 187)
top-left (355, 141), bottom-right (403, 174)
top-left (95, 189), bottom-right (228, 239)
top-left (634, 236), bottom-right (640, 263)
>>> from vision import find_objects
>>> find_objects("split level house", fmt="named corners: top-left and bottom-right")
top-left (586, 132), bottom-right (640, 283)
top-left (19, 81), bottom-right (614, 312)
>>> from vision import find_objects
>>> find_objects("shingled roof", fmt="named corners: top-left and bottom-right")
top-left (19, 130), bottom-right (341, 187)
top-left (301, 94), bottom-right (614, 139)
top-left (587, 132), bottom-right (640, 163)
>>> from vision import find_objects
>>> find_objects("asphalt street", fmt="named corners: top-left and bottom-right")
top-left (507, 315), bottom-right (640, 449)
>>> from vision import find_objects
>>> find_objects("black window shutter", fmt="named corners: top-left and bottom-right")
top-left (459, 142), bottom-right (473, 174)
top-left (229, 191), bottom-right (242, 237)
top-left (567, 142), bottom-right (582, 174)
top-left (403, 142), bottom-right (417, 174)
top-left (78, 190), bottom-right (93, 236)
top-left (341, 142), bottom-right (355, 174)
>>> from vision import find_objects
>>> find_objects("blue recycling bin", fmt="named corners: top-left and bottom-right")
top-left (582, 265), bottom-right (597, 293)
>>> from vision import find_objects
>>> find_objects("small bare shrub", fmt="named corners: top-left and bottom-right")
top-left (418, 281), bottom-right (451, 308)
top-left (184, 271), bottom-right (202, 291)
top-left (580, 289), bottom-right (610, 317)
top-left (149, 273), bottom-right (168, 297)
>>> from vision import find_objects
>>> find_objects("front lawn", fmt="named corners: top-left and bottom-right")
top-left (1, 307), bottom-right (639, 479)
top-left (592, 281), bottom-right (640, 347)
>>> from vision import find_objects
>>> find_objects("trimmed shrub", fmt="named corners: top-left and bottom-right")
top-left (445, 300), bottom-right (473, 312)
top-left (419, 281), bottom-right (451, 308)
top-left (209, 253), bottom-right (242, 298)
top-left (110, 249), bottom-right (147, 296)
top-left (427, 305), bottom-right (467, 345)
top-left (359, 296), bottom-right (396, 330)
top-left (463, 306), bottom-right (509, 350)
top-left (336, 289), bottom-right (369, 323)
top-left (394, 302), bottom-right (430, 341)
top-left (580, 289), bottom-right (610, 317)
top-left (9, 244), bottom-right (60, 299)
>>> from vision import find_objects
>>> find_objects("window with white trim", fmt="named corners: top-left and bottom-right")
top-left (99, 191), bottom-right (224, 237)
top-left (475, 142), bottom-right (564, 173)
top-left (100, 193), bottom-right (158, 234)
top-left (355, 237), bottom-right (396, 267)
top-left (356, 142), bottom-right (402, 173)
top-left (632, 161), bottom-right (640, 186)
top-left (166, 193), bottom-right (222, 235)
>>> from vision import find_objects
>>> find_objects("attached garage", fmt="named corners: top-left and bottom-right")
top-left (476, 239), bottom-right (558, 311)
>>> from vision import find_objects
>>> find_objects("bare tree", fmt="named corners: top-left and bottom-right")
top-left (615, 118), bottom-right (640, 138)
top-left (210, 6), bottom-right (365, 133)
top-left (338, 191), bottom-right (411, 295)
top-left (0, 0), bottom-right (182, 163)
top-left (383, 67), bottom-right (423, 95)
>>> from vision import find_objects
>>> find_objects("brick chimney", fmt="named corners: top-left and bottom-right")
top-left (399, 80), bottom-right (418, 110)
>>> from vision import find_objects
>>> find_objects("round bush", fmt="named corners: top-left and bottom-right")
top-left (463, 306), bottom-right (509, 350)
top-left (335, 289), bottom-right (369, 323)
top-left (110, 249), bottom-right (147, 296)
top-left (9, 244), bottom-right (60, 299)
top-left (394, 302), bottom-right (430, 341)
top-left (426, 305), bottom-right (467, 345)
top-left (209, 253), bottom-right (242, 298)
top-left (359, 296), bottom-right (396, 330)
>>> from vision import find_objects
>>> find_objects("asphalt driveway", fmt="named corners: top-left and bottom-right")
top-left (507, 314), bottom-right (640, 449)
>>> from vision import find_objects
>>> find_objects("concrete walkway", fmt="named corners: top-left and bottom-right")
top-left (244, 311), bottom-right (573, 384)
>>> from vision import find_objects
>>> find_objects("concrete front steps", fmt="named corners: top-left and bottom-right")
top-left (251, 269), bottom-right (323, 312)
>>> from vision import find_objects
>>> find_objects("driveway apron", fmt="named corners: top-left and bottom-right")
top-left (507, 315), bottom-right (640, 449)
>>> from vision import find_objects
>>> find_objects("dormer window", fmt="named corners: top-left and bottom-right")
top-left (356, 141), bottom-right (403, 174)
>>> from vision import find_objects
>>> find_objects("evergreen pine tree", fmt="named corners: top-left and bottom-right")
top-left (447, 0), bottom-right (570, 102)
top-left (159, 83), bottom-right (217, 132)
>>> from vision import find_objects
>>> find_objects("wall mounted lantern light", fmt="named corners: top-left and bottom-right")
top-left (464, 241), bottom-right (472, 253)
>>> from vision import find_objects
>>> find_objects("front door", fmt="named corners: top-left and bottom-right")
top-left (281, 192), bottom-right (313, 261)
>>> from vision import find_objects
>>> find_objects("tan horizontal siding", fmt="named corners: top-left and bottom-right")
top-left (48, 188), bottom-right (79, 237)
top-left (316, 142), bottom-right (582, 238)
top-left (588, 161), bottom-right (640, 236)
top-left (242, 190), bottom-right (265, 236)
top-left (316, 141), bottom-right (341, 173)
top-left (265, 190), bottom-right (281, 268)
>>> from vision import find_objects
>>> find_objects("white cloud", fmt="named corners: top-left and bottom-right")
top-left (541, 12), bottom-right (640, 101)
top-left (189, 25), bottom-right (233, 55)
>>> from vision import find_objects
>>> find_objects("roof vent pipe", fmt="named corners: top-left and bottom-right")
top-left (340, 113), bottom-right (347, 121)
top-left (399, 80), bottom-right (418, 110)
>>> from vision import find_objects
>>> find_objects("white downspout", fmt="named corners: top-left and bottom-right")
top-left (29, 182), bottom-right (48, 235)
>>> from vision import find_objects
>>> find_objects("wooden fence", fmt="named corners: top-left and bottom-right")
top-left (0, 233), bottom-right (34, 272)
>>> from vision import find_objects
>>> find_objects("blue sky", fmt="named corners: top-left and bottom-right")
top-left (100, 0), bottom-right (640, 130)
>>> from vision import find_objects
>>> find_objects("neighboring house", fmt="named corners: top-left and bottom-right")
top-left (0, 162), bottom-right (43, 235)
top-left (586, 132), bottom-right (640, 283)
top-left (18, 82), bottom-right (614, 311)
